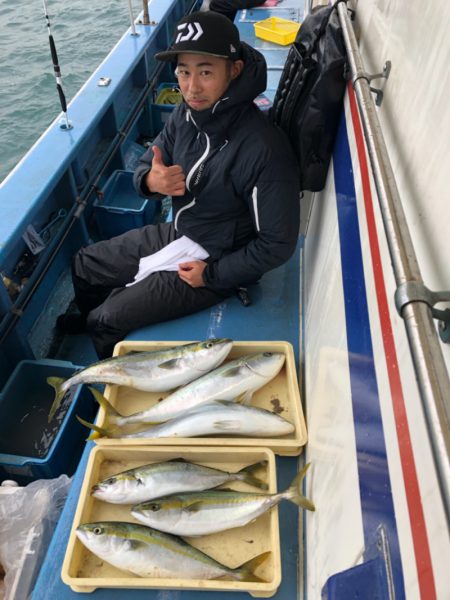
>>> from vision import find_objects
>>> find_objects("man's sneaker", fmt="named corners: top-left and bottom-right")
top-left (56, 313), bottom-right (87, 334)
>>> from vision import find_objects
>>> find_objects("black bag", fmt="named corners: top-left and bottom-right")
top-left (270, 2), bottom-right (347, 192)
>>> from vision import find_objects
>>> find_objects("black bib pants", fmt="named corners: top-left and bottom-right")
top-left (72, 222), bottom-right (232, 358)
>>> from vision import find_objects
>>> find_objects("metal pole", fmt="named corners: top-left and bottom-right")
top-left (142, 0), bottom-right (150, 25)
top-left (337, 1), bottom-right (450, 523)
top-left (127, 0), bottom-right (138, 36)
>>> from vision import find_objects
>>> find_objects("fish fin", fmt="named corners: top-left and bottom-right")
top-left (183, 500), bottom-right (207, 513)
top-left (285, 463), bottom-right (315, 511)
top-left (158, 358), bottom-right (181, 370)
top-left (236, 390), bottom-right (253, 405)
top-left (47, 376), bottom-right (68, 422)
top-left (76, 415), bottom-right (119, 439)
top-left (223, 366), bottom-right (245, 377)
top-left (213, 400), bottom-right (236, 407)
top-left (128, 539), bottom-right (147, 550)
top-left (213, 420), bottom-right (241, 432)
top-left (238, 461), bottom-right (268, 491)
top-left (236, 550), bottom-right (271, 583)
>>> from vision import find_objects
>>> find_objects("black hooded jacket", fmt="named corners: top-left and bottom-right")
top-left (133, 43), bottom-right (300, 291)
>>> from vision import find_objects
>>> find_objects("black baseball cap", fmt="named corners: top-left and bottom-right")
top-left (155, 11), bottom-right (241, 62)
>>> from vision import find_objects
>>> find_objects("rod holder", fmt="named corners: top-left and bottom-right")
top-left (127, 0), bottom-right (139, 36)
top-left (395, 281), bottom-right (450, 343)
top-left (352, 60), bottom-right (391, 106)
top-left (58, 117), bottom-right (73, 130)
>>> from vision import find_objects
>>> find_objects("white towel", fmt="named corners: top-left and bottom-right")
top-left (126, 235), bottom-right (209, 287)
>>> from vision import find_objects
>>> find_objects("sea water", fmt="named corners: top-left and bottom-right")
top-left (0, 0), bottom-right (131, 183)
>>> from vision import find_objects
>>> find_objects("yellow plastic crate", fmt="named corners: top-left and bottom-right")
top-left (94, 340), bottom-right (307, 456)
top-left (62, 445), bottom-right (281, 597)
top-left (254, 17), bottom-right (300, 46)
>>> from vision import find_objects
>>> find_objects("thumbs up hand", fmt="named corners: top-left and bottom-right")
top-left (145, 146), bottom-right (186, 196)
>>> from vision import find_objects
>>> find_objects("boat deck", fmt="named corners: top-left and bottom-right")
top-left (6, 0), bottom-right (449, 598)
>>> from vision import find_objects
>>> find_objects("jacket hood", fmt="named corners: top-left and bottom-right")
top-left (223, 42), bottom-right (267, 109)
top-left (185, 42), bottom-right (267, 129)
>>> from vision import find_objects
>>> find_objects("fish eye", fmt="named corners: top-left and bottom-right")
top-left (150, 504), bottom-right (160, 512)
top-left (93, 527), bottom-right (103, 535)
top-left (206, 342), bottom-right (213, 348)
top-left (263, 352), bottom-right (272, 357)
top-left (105, 477), bottom-right (116, 484)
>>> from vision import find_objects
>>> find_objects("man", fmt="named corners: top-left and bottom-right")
top-left (59, 10), bottom-right (300, 358)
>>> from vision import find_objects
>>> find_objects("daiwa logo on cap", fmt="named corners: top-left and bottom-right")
top-left (176, 22), bottom-right (204, 44)
top-left (154, 11), bottom-right (240, 62)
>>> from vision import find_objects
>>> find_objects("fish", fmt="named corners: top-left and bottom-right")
top-left (80, 400), bottom-right (295, 440)
top-left (131, 463), bottom-right (315, 536)
top-left (79, 352), bottom-right (286, 431)
top-left (47, 338), bottom-right (232, 421)
top-left (75, 521), bottom-right (271, 581)
top-left (91, 458), bottom-right (268, 504)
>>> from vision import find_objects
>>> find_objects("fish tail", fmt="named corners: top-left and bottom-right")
top-left (238, 461), bottom-right (268, 490)
top-left (47, 376), bottom-right (68, 422)
top-left (235, 550), bottom-right (271, 582)
top-left (285, 463), bottom-right (315, 511)
top-left (236, 390), bottom-right (253, 405)
top-left (88, 386), bottom-right (123, 425)
top-left (76, 415), bottom-right (119, 440)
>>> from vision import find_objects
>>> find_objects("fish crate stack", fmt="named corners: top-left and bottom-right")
top-left (61, 340), bottom-right (308, 597)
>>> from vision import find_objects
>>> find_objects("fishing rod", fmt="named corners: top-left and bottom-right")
top-left (42, 0), bottom-right (72, 130)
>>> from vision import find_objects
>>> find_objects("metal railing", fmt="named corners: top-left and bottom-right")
top-left (337, 1), bottom-right (450, 524)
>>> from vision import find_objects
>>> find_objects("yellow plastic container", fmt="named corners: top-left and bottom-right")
top-left (62, 445), bottom-right (281, 597)
top-left (155, 86), bottom-right (182, 106)
top-left (94, 340), bottom-right (307, 456)
top-left (254, 17), bottom-right (300, 46)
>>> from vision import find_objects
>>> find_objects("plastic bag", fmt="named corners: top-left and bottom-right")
top-left (0, 475), bottom-right (71, 600)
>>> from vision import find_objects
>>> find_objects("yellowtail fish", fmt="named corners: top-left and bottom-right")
top-left (131, 464), bottom-right (315, 536)
top-left (79, 352), bottom-right (286, 431)
top-left (47, 338), bottom-right (232, 421)
top-left (76, 521), bottom-right (270, 581)
top-left (79, 400), bottom-right (295, 440)
top-left (91, 458), bottom-right (268, 504)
